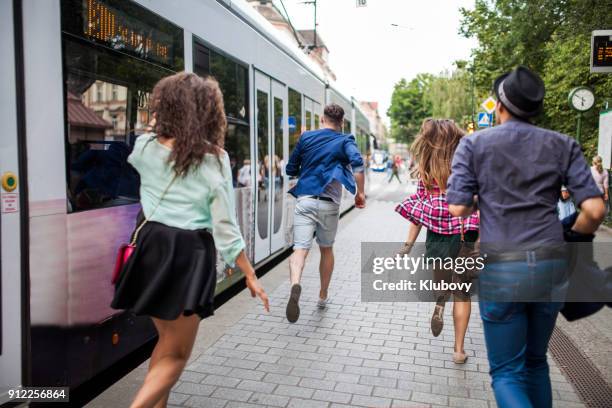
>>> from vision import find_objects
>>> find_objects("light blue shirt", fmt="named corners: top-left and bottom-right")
top-left (128, 134), bottom-right (245, 266)
top-left (557, 199), bottom-right (576, 221)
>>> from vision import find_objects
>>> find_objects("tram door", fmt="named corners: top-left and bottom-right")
top-left (254, 71), bottom-right (288, 263)
top-left (0, 0), bottom-right (24, 400)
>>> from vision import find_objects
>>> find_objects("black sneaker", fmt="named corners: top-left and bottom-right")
top-left (286, 284), bottom-right (302, 323)
top-left (430, 301), bottom-right (445, 337)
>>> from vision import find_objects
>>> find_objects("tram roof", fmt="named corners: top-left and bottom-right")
top-left (220, 0), bottom-right (361, 106)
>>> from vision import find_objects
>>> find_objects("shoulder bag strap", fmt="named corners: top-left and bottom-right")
top-left (129, 173), bottom-right (178, 245)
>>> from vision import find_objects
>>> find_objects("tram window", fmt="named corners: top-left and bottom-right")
top-left (343, 119), bottom-right (352, 134)
top-left (305, 111), bottom-right (312, 131)
top-left (314, 114), bottom-right (320, 130)
top-left (193, 39), bottom-right (249, 121)
top-left (256, 90), bottom-right (269, 239)
top-left (192, 39), bottom-right (250, 189)
top-left (61, 0), bottom-right (184, 212)
top-left (273, 97), bottom-right (284, 233)
top-left (288, 88), bottom-right (302, 153)
top-left (225, 123), bottom-right (251, 188)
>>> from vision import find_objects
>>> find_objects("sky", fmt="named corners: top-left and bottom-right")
top-left (272, 0), bottom-right (477, 125)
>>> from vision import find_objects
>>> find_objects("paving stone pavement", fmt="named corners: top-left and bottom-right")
top-left (165, 183), bottom-right (585, 408)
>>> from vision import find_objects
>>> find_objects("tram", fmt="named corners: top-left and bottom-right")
top-left (0, 0), bottom-right (373, 400)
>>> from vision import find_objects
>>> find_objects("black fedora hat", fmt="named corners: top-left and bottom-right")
top-left (493, 66), bottom-right (545, 119)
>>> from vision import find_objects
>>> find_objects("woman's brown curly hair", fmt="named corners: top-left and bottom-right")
top-left (411, 119), bottom-right (466, 192)
top-left (151, 72), bottom-right (227, 175)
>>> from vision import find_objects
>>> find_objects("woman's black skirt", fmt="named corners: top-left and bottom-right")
top-left (111, 220), bottom-right (217, 320)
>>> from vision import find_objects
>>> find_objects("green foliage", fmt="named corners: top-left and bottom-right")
top-left (425, 66), bottom-right (475, 126)
top-left (387, 65), bottom-right (479, 143)
top-left (387, 75), bottom-right (433, 144)
top-left (460, 0), bottom-right (612, 160)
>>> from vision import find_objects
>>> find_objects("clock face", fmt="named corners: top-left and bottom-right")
top-left (571, 88), bottom-right (595, 112)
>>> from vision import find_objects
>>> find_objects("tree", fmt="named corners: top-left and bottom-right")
top-left (460, 0), bottom-right (612, 159)
top-left (425, 65), bottom-right (474, 126)
top-left (387, 74), bottom-right (433, 144)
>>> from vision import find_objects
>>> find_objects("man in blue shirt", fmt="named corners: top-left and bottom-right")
top-left (446, 66), bottom-right (605, 408)
top-left (285, 103), bottom-right (366, 323)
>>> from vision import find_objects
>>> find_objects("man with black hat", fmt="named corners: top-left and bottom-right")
top-left (445, 66), bottom-right (605, 408)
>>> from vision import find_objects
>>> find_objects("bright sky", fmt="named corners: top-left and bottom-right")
top-left (274, 0), bottom-right (477, 125)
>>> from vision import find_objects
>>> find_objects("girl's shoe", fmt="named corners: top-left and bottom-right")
top-left (430, 302), bottom-right (445, 337)
top-left (317, 297), bottom-right (330, 309)
top-left (397, 242), bottom-right (413, 257)
top-left (453, 351), bottom-right (468, 364)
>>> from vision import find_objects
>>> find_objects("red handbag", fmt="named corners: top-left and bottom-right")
top-left (112, 243), bottom-right (136, 284)
top-left (112, 174), bottom-right (177, 284)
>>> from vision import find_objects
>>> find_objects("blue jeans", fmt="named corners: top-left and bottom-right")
top-left (479, 260), bottom-right (566, 408)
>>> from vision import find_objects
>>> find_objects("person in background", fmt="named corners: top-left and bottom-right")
top-left (388, 155), bottom-right (402, 183)
top-left (237, 159), bottom-right (252, 187)
top-left (285, 103), bottom-right (366, 323)
top-left (591, 155), bottom-right (609, 214)
top-left (396, 119), bottom-right (479, 364)
top-left (112, 73), bottom-right (269, 408)
top-left (557, 186), bottom-right (576, 221)
top-left (447, 66), bottom-right (605, 408)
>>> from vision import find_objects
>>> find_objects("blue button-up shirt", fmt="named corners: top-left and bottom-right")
top-left (446, 119), bottom-right (601, 247)
top-left (286, 129), bottom-right (364, 198)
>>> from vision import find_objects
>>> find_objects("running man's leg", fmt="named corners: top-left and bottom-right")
top-left (287, 197), bottom-right (317, 322)
top-left (314, 201), bottom-right (340, 305)
top-left (289, 249), bottom-right (309, 286)
top-left (319, 246), bottom-right (334, 300)
top-left (524, 302), bottom-right (562, 408)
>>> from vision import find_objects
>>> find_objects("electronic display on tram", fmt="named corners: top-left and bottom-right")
top-left (61, 0), bottom-right (183, 70)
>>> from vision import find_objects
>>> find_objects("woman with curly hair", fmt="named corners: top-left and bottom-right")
top-left (395, 119), bottom-right (479, 364)
top-left (112, 72), bottom-right (269, 408)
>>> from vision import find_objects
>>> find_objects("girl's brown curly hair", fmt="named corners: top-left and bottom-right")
top-left (151, 72), bottom-right (227, 175)
top-left (411, 119), bottom-right (466, 192)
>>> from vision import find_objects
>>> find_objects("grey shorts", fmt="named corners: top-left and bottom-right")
top-left (293, 196), bottom-right (340, 249)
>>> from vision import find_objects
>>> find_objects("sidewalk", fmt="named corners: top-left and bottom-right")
top-left (89, 181), bottom-right (586, 407)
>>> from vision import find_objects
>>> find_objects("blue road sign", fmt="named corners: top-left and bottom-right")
top-left (288, 116), bottom-right (297, 131)
top-left (478, 112), bottom-right (493, 128)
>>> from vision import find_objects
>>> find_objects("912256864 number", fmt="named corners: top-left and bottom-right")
top-left (8, 387), bottom-right (69, 402)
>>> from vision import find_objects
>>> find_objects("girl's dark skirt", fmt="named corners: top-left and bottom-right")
top-left (111, 220), bottom-right (217, 320)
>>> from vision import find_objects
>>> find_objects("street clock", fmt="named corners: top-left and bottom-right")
top-left (568, 86), bottom-right (595, 112)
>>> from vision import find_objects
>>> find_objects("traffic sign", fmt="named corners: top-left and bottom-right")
top-left (481, 97), bottom-right (497, 114)
top-left (288, 116), bottom-right (297, 131)
top-left (478, 112), bottom-right (493, 128)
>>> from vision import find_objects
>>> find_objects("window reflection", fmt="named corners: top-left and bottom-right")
top-left (343, 119), bottom-right (352, 134)
top-left (314, 114), bottom-right (320, 130)
top-left (288, 88), bottom-right (302, 153)
top-left (256, 91), bottom-right (269, 239)
top-left (193, 39), bottom-right (248, 121)
top-left (273, 97), bottom-right (284, 233)
top-left (305, 111), bottom-right (312, 131)
top-left (225, 123), bottom-right (251, 188)
top-left (63, 35), bottom-right (176, 212)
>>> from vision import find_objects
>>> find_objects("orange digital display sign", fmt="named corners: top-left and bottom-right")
top-left (591, 32), bottom-right (612, 73)
top-left (83, 0), bottom-right (172, 65)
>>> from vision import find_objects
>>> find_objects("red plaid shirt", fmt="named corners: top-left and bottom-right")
top-left (396, 179), bottom-right (479, 235)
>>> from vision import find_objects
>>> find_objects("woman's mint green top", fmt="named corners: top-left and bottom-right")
top-left (128, 134), bottom-right (245, 266)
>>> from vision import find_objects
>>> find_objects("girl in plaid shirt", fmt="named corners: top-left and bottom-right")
top-left (395, 119), bottom-right (479, 364)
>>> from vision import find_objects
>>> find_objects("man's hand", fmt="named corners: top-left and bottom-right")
top-left (355, 192), bottom-right (366, 208)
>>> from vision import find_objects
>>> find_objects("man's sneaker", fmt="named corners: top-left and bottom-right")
top-left (317, 297), bottom-right (330, 309)
top-left (286, 284), bottom-right (302, 323)
top-left (430, 302), bottom-right (445, 337)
